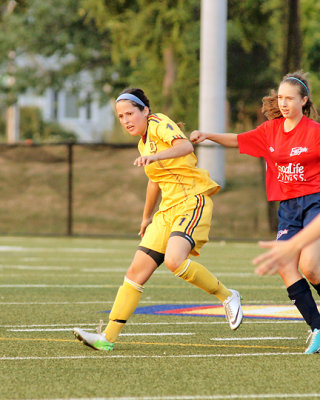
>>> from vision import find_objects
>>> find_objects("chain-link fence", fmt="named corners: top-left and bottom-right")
top-left (0, 143), bottom-right (277, 240)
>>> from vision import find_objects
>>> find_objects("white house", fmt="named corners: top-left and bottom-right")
top-left (11, 54), bottom-right (115, 142)
top-left (18, 87), bottom-right (115, 142)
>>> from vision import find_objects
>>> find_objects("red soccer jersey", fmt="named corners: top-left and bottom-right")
top-left (237, 116), bottom-right (320, 201)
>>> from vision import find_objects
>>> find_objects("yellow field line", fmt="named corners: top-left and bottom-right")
top-left (119, 340), bottom-right (304, 350)
top-left (0, 337), bottom-right (304, 350)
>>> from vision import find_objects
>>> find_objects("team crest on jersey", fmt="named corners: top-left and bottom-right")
top-left (149, 141), bottom-right (157, 153)
top-left (290, 147), bottom-right (308, 156)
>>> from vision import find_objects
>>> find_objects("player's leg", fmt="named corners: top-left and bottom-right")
top-left (165, 194), bottom-right (243, 330)
top-left (74, 248), bottom-right (163, 351)
top-left (300, 196), bottom-right (320, 297)
top-left (299, 238), bottom-right (320, 288)
top-left (277, 197), bottom-right (320, 353)
top-left (165, 235), bottom-right (231, 301)
top-left (74, 213), bottom-right (167, 351)
top-left (103, 249), bottom-right (162, 342)
top-left (297, 239), bottom-right (320, 354)
top-left (102, 216), bottom-right (167, 345)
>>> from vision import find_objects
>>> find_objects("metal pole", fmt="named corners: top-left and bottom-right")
top-left (6, 103), bottom-right (19, 143)
top-left (67, 143), bottom-right (73, 236)
top-left (198, 0), bottom-right (227, 187)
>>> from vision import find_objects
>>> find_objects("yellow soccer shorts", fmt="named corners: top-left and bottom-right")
top-left (139, 194), bottom-right (213, 257)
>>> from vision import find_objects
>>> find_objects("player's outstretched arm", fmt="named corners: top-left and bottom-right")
top-left (253, 213), bottom-right (320, 275)
top-left (190, 131), bottom-right (239, 148)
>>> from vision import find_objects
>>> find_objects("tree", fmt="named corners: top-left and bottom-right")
top-left (283, 0), bottom-right (301, 73)
top-left (0, 0), bottom-right (201, 131)
top-left (0, 0), bottom-right (114, 103)
top-left (0, 0), bottom-right (319, 131)
top-left (81, 0), bottom-right (201, 130)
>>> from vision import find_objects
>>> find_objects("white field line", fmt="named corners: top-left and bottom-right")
top-left (7, 328), bottom-right (194, 336)
top-left (18, 395), bottom-right (320, 400)
top-left (18, 258), bottom-right (133, 263)
top-left (5, 328), bottom-right (302, 341)
top-left (0, 284), bottom-right (285, 289)
top-left (81, 268), bottom-right (148, 273)
top-left (0, 266), bottom-right (131, 272)
top-left (0, 300), bottom-right (294, 305)
top-left (0, 246), bottom-right (120, 253)
top-left (0, 301), bottom-right (114, 305)
top-left (0, 352), bottom-right (306, 361)
top-left (0, 320), bottom-right (305, 329)
top-left (0, 265), bottom-right (73, 270)
top-left (210, 337), bottom-right (298, 341)
top-left (0, 265), bottom-right (267, 277)
top-left (80, 269), bottom-right (253, 277)
top-left (19, 257), bottom-right (133, 262)
top-left (0, 284), bottom-right (120, 288)
top-left (0, 267), bottom-right (256, 277)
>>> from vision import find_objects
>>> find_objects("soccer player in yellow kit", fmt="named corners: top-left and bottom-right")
top-left (73, 88), bottom-right (243, 351)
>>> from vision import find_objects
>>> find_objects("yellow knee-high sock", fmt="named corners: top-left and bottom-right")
top-left (174, 259), bottom-right (232, 302)
top-left (103, 277), bottom-right (143, 343)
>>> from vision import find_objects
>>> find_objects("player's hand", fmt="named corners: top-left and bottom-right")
top-left (252, 240), bottom-right (296, 276)
top-left (134, 155), bottom-right (158, 167)
top-left (190, 130), bottom-right (207, 144)
top-left (138, 217), bottom-right (152, 238)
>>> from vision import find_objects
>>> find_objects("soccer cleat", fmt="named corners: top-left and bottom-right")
top-left (305, 329), bottom-right (320, 354)
top-left (223, 289), bottom-right (243, 330)
top-left (73, 327), bottom-right (114, 351)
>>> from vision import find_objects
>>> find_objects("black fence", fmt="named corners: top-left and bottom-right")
top-left (0, 142), bottom-right (276, 240)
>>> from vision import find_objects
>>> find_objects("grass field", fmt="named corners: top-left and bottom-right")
top-left (1, 236), bottom-right (320, 400)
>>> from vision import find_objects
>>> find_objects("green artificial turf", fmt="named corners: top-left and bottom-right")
top-left (0, 236), bottom-right (319, 399)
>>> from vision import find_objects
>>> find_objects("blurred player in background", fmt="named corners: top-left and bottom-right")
top-left (190, 71), bottom-right (320, 354)
top-left (73, 88), bottom-right (243, 351)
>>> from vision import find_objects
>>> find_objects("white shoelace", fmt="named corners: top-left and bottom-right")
top-left (223, 295), bottom-right (234, 320)
top-left (306, 330), bottom-right (313, 344)
top-left (96, 319), bottom-right (104, 334)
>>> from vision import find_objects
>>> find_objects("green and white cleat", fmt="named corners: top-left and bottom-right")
top-left (223, 289), bottom-right (243, 331)
top-left (73, 327), bottom-right (114, 351)
top-left (305, 329), bottom-right (320, 354)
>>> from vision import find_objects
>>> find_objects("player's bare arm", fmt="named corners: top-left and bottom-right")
top-left (253, 213), bottom-right (320, 276)
top-left (190, 130), bottom-right (239, 148)
top-left (139, 180), bottom-right (161, 237)
top-left (253, 240), bottom-right (300, 276)
top-left (134, 139), bottom-right (193, 167)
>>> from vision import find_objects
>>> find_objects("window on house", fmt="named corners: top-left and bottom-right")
top-left (51, 90), bottom-right (59, 120)
top-left (85, 94), bottom-right (92, 120)
top-left (65, 93), bottom-right (79, 118)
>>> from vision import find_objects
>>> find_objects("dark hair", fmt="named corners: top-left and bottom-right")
top-left (119, 88), bottom-right (151, 112)
top-left (116, 88), bottom-right (186, 130)
top-left (262, 71), bottom-right (318, 120)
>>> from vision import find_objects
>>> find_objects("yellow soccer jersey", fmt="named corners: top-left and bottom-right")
top-left (138, 113), bottom-right (220, 211)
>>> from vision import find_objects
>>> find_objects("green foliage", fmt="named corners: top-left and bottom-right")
top-left (19, 106), bottom-right (77, 142)
top-left (81, 0), bottom-right (201, 130)
top-left (0, 0), bottom-right (319, 132)
top-left (227, 0), bottom-right (282, 128)
top-left (0, 0), bottom-right (113, 100)
top-left (300, 0), bottom-right (320, 108)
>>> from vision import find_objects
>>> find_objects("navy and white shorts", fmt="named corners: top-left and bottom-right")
top-left (277, 192), bottom-right (320, 241)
